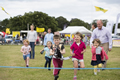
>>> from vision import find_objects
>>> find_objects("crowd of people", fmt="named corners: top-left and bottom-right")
top-left (20, 20), bottom-right (112, 80)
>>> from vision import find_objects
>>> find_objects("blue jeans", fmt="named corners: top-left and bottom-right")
top-left (30, 42), bottom-right (35, 59)
top-left (45, 56), bottom-right (52, 68)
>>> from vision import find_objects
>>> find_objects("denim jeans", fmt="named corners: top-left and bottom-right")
top-left (30, 42), bottom-right (35, 59)
top-left (44, 56), bottom-right (52, 68)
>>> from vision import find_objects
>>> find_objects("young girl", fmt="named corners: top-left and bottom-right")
top-left (40, 41), bottom-right (52, 70)
top-left (21, 39), bottom-right (31, 67)
top-left (70, 32), bottom-right (86, 80)
top-left (91, 39), bottom-right (108, 75)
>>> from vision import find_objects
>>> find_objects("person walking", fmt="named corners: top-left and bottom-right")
top-left (27, 25), bottom-right (37, 59)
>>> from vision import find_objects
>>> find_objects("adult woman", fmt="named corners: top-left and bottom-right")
top-left (27, 25), bottom-right (37, 59)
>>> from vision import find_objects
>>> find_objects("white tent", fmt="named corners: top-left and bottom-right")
top-left (59, 26), bottom-right (92, 34)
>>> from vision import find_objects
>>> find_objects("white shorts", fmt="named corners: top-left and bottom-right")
top-left (72, 58), bottom-right (84, 62)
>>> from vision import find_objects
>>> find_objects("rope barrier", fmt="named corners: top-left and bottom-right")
top-left (0, 66), bottom-right (120, 70)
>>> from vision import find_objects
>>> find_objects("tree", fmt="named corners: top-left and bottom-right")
top-left (1, 11), bottom-right (58, 33)
top-left (69, 18), bottom-right (91, 30)
top-left (55, 16), bottom-right (69, 30)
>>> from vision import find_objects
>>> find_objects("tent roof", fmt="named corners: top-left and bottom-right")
top-left (59, 26), bottom-right (92, 34)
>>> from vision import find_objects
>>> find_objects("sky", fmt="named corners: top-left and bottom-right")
top-left (0, 0), bottom-right (120, 23)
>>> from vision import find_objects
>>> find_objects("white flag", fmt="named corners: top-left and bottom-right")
top-left (114, 13), bottom-right (120, 35)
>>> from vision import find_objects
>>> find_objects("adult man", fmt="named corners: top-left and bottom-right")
top-left (44, 28), bottom-right (54, 46)
top-left (90, 20), bottom-right (112, 69)
top-left (91, 24), bottom-right (97, 31)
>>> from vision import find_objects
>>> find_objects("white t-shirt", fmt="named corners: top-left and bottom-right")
top-left (21, 45), bottom-right (31, 55)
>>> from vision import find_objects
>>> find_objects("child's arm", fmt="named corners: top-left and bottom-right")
top-left (50, 49), bottom-right (54, 55)
top-left (21, 48), bottom-right (25, 54)
top-left (29, 48), bottom-right (31, 52)
top-left (91, 46), bottom-right (96, 54)
top-left (81, 49), bottom-right (86, 54)
top-left (70, 49), bottom-right (75, 56)
top-left (40, 49), bottom-right (44, 53)
top-left (60, 49), bottom-right (65, 54)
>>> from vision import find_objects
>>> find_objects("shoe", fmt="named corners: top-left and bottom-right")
top-left (78, 65), bottom-right (80, 70)
top-left (26, 65), bottom-right (29, 67)
top-left (97, 69), bottom-right (100, 72)
top-left (94, 72), bottom-right (97, 75)
top-left (54, 75), bottom-right (59, 80)
top-left (73, 76), bottom-right (77, 80)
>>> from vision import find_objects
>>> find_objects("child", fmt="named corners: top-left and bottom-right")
top-left (21, 39), bottom-right (31, 67)
top-left (40, 41), bottom-right (52, 70)
top-left (70, 32), bottom-right (86, 80)
top-left (50, 35), bottom-right (65, 80)
top-left (91, 39), bottom-right (108, 75)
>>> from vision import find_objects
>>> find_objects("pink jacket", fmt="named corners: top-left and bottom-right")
top-left (91, 46), bottom-right (108, 61)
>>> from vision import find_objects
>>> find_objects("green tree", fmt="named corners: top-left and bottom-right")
top-left (55, 16), bottom-right (69, 30)
top-left (69, 18), bottom-right (91, 29)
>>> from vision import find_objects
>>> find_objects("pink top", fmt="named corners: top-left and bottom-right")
top-left (70, 40), bottom-right (86, 60)
top-left (91, 46), bottom-right (108, 61)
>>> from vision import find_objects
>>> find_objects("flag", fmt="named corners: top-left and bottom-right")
top-left (94, 6), bottom-right (108, 13)
top-left (114, 13), bottom-right (120, 35)
top-left (1, 6), bottom-right (10, 15)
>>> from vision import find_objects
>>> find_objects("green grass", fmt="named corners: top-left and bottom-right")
top-left (0, 45), bottom-right (120, 80)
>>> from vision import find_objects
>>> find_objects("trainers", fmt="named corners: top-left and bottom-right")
top-left (26, 65), bottom-right (29, 67)
top-left (54, 75), bottom-right (59, 80)
top-left (94, 72), bottom-right (97, 75)
top-left (73, 77), bottom-right (77, 80)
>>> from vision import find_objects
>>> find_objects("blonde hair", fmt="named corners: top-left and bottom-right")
top-left (47, 41), bottom-right (52, 45)
top-left (23, 39), bottom-right (29, 44)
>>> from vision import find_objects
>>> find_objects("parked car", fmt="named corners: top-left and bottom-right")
top-left (112, 35), bottom-right (120, 40)
top-left (5, 35), bottom-right (13, 43)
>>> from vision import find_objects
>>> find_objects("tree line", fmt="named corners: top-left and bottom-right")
top-left (0, 11), bottom-right (120, 33)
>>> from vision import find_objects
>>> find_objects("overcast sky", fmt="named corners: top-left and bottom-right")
top-left (0, 0), bottom-right (120, 23)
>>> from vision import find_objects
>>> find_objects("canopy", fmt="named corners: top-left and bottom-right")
top-left (59, 26), bottom-right (92, 34)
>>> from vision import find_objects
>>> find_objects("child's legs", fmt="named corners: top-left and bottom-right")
top-left (58, 59), bottom-right (63, 73)
top-left (53, 58), bottom-right (59, 76)
top-left (26, 54), bottom-right (30, 65)
top-left (73, 60), bottom-right (78, 76)
top-left (48, 58), bottom-right (52, 68)
top-left (23, 55), bottom-right (27, 65)
top-left (45, 56), bottom-right (49, 67)
top-left (94, 65), bottom-right (98, 73)
top-left (98, 63), bottom-right (102, 68)
top-left (26, 57), bottom-right (29, 65)
top-left (79, 60), bottom-right (85, 68)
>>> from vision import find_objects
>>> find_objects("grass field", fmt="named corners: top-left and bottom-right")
top-left (0, 45), bottom-right (120, 80)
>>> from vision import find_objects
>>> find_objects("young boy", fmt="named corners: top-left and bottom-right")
top-left (50, 35), bottom-right (65, 80)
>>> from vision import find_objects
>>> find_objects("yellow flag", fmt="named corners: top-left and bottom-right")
top-left (36, 27), bottom-right (45, 32)
top-left (94, 6), bottom-right (108, 13)
top-left (6, 28), bottom-right (10, 34)
top-left (1, 6), bottom-right (10, 15)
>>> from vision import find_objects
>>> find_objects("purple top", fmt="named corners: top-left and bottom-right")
top-left (70, 40), bottom-right (86, 60)
top-left (90, 26), bottom-right (112, 49)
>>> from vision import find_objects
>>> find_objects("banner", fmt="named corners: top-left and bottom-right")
top-left (12, 31), bottom-right (20, 37)
top-left (112, 39), bottom-right (120, 47)
top-left (6, 28), bottom-right (10, 34)
top-left (106, 21), bottom-right (114, 34)
top-left (114, 13), bottom-right (120, 35)
top-left (36, 27), bottom-right (45, 32)
top-left (65, 34), bottom-right (74, 38)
